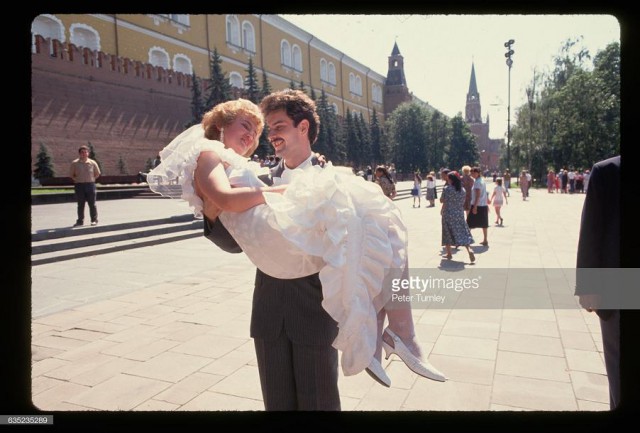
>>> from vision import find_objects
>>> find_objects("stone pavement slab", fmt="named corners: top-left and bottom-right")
top-left (28, 183), bottom-right (613, 415)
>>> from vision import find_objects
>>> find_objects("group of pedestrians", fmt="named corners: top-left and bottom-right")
top-left (546, 168), bottom-right (590, 194)
top-left (436, 165), bottom-right (513, 263)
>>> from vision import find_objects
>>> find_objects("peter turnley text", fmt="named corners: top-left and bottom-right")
top-left (391, 293), bottom-right (447, 304)
top-left (390, 276), bottom-right (481, 293)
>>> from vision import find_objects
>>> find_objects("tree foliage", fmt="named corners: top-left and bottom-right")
top-left (447, 114), bottom-right (479, 171)
top-left (34, 142), bottom-right (55, 179)
top-left (509, 40), bottom-right (620, 181)
top-left (186, 72), bottom-right (205, 128)
top-left (116, 154), bottom-right (128, 175)
top-left (87, 141), bottom-right (101, 171)
top-left (244, 57), bottom-right (261, 104)
top-left (204, 47), bottom-right (232, 111)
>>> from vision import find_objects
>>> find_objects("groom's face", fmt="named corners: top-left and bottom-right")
top-left (265, 109), bottom-right (308, 160)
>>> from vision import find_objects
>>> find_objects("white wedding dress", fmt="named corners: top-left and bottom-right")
top-left (147, 125), bottom-right (408, 376)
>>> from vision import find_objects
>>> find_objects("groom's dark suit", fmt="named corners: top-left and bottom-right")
top-left (203, 156), bottom-right (340, 411)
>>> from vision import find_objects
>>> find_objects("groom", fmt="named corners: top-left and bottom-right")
top-left (203, 89), bottom-right (340, 411)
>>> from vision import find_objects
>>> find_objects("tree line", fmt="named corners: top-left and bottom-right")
top-left (35, 40), bottom-right (618, 181)
top-left (508, 40), bottom-right (620, 183)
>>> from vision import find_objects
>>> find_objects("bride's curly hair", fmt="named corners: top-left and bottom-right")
top-left (201, 99), bottom-right (265, 157)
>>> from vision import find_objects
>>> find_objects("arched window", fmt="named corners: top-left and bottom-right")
top-left (173, 54), bottom-right (192, 74)
top-left (355, 76), bottom-right (362, 96)
top-left (320, 58), bottom-right (328, 81)
top-left (69, 23), bottom-right (100, 51)
top-left (328, 63), bottom-right (336, 85)
top-left (149, 47), bottom-right (170, 69)
top-left (171, 14), bottom-right (190, 26)
top-left (242, 21), bottom-right (255, 53)
top-left (229, 72), bottom-right (244, 89)
top-left (372, 84), bottom-right (382, 103)
top-left (31, 14), bottom-right (65, 53)
top-left (292, 45), bottom-right (302, 71)
top-left (349, 73), bottom-right (355, 93)
top-left (226, 15), bottom-right (241, 47)
top-left (280, 40), bottom-right (291, 67)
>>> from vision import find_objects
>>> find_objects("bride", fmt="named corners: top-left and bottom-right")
top-left (147, 97), bottom-right (446, 387)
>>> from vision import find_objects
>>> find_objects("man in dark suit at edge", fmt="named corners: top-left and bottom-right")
top-left (575, 155), bottom-right (621, 410)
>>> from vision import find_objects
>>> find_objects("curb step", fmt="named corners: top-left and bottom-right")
top-left (31, 230), bottom-right (203, 266)
top-left (31, 214), bottom-right (203, 266)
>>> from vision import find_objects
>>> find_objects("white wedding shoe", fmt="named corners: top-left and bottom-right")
top-left (382, 328), bottom-right (447, 382)
top-left (365, 358), bottom-right (391, 387)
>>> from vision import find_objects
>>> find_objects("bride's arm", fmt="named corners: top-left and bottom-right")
top-left (195, 150), bottom-right (285, 213)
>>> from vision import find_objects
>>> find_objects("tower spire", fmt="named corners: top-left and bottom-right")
top-left (465, 62), bottom-right (482, 123)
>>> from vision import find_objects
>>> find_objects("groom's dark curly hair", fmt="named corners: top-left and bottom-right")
top-left (260, 89), bottom-right (320, 145)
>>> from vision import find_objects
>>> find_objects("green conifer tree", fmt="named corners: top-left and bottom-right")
top-left (260, 70), bottom-right (272, 100)
top-left (244, 57), bottom-right (261, 104)
top-left (116, 154), bottom-right (128, 175)
top-left (204, 47), bottom-right (232, 111)
top-left (87, 141), bottom-right (102, 171)
top-left (33, 142), bottom-right (55, 179)
top-left (186, 72), bottom-right (205, 128)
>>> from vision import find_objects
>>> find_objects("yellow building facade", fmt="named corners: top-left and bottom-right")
top-left (32, 13), bottom-right (387, 123)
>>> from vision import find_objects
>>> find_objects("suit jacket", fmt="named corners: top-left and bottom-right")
top-left (575, 155), bottom-right (620, 319)
top-left (203, 156), bottom-right (338, 344)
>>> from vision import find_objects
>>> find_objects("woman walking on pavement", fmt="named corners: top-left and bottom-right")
top-left (441, 171), bottom-right (475, 262)
top-left (490, 178), bottom-right (508, 225)
top-left (411, 172), bottom-right (422, 207)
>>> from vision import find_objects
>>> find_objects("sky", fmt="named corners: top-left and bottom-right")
top-left (279, 14), bottom-right (620, 139)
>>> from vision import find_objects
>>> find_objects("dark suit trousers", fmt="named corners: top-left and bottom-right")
top-left (251, 269), bottom-right (340, 411)
top-left (600, 310), bottom-right (620, 409)
top-left (254, 332), bottom-right (339, 411)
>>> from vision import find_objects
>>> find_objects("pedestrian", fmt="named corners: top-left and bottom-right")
top-left (374, 165), bottom-right (397, 199)
top-left (547, 169), bottom-right (556, 193)
top-left (69, 145), bottom-right (101, 227)
top-left (503, 169), bottom-right (511, 197)
top-left (425, 173), bottom-right (436, 207)
top-left (411, 171), bottom-right (422, 207)
top-left (490, 178), bottom-right (508, 225)
top-left (575, 155), bottom-right (620, 410)
top-left (461, 165), bottom-right (474, 218)
top-left (440, 171), bottom-right (475, 262)
top-left (388, 163), bottom-right (397, 184)
top-left (519, 170), bottom-right (529, 200)
top-left (466, 166), bottom-right (489, 246)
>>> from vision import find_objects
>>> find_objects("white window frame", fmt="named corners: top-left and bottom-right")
top-left (226, 15), bottom-right (241, 47)
top-left (320, 58), bottom-right (328, 82)
top-left (149, 46), bottom-right (170, 69)
top-left (173, 54), bottom-right (192, 74)
top-left (280, 40), bottom-right (291, 67)
top-left (292, 44), bottom-right (303, 72)
top-left (241, 21), bottom-right (256, 53)
top-left (328, 62), bottom-right (336, 85)
top-left (229, 71), bottom-right (244, 89)
top-left (69, 23), bottom-right (100, 51)
top-left (31, 14), bottom-right (65, 53)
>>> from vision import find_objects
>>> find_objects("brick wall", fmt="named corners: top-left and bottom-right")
top-left (31, 36), bottom-right (195, 177)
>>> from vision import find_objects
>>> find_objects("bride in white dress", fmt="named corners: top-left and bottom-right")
top-left (147, 98), bottom-right (446, 386)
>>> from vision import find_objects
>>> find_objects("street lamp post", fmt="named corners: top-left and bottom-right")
top-left (504, 39), bottom-right (514, 173)
top-left (526, 85), bottom-right (534, 171)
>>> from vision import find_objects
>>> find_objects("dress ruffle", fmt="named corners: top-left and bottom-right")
top-left (148, 126), bottom-right (408, 376)
top-left (263, 163), bottom-right (408, 376)
top-left (146, 124), bottom-right (268, 218)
